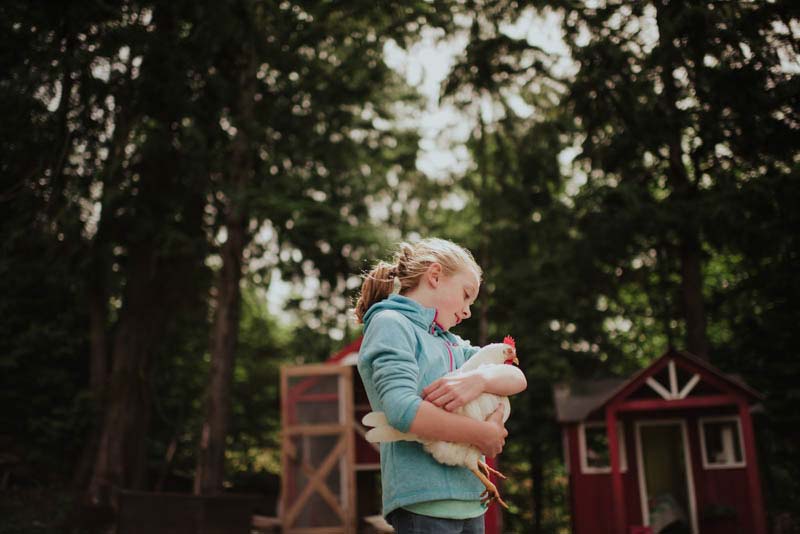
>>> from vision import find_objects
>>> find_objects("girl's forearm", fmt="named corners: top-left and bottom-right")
top-left (408, 401), bottom-right (487, 445)
top-left (478, 365), bottom-right (527, 396)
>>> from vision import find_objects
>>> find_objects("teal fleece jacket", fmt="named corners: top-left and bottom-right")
top-left (356, 294), bottom-right (485, 517)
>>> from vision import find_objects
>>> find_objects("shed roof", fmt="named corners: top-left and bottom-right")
top-left (553, 378), bottom-right (626, 423)
top-left (325, 337), bottom-right (362, 366)
top-left (553, 348), bottom-right (763, 423)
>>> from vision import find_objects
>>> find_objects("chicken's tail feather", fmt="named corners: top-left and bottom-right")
top-left (361, 411), bottom-right (420, 444)
top-left (361, 411), bottom-right (388, 428)
top-left (365, 426), bottom-right (417, 443)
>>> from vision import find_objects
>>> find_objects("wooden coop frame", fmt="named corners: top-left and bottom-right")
top-left (281, 364), bottom-right (356, 533)
top-left (281, 357), bottom-right (386, 534)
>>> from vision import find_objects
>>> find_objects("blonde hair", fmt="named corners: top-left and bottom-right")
top-left (353, 238), bottom-right (482, 324)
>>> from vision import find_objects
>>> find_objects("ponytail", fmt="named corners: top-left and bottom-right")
top-left (353, 261), bottom-right (397, 324)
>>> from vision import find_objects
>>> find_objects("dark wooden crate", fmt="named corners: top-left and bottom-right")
top-left (118, 490), bottom-right (265, 534)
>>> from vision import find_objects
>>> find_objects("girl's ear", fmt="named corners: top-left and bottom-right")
top-left (427, 262), bottom-right (443, 288)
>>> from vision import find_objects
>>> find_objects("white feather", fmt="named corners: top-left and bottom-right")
top-left (361, 411), bottom-right (388, 428)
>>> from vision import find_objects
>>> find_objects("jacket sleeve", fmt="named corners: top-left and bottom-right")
top-left (359, 312), bottom-right (421, 433)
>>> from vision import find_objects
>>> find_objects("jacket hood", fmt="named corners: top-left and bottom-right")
top-left (362, 294), bottom-right (448, 337)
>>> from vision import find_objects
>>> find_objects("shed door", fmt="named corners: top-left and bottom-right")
top-left (635, 420), bottom-right (698, 534)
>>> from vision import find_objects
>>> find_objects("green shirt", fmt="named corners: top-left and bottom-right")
top-left (403, 499), bottom-right (486, 519)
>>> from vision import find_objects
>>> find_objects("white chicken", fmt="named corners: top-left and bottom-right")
top-left (361, 336), bottom-right (520, 508)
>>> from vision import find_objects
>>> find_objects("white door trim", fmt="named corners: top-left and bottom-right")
top-left (634, 418), bottom-right (699, 534)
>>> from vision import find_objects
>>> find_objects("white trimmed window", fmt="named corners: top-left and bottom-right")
top-left (579, 422), bottom-right (627, 474)
top-left (699, 416), bottom-right (745, 469)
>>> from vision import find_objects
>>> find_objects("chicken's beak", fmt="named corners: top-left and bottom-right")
top-left (505, 352), bottom-right (520, 366)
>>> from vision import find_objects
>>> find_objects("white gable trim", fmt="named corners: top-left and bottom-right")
top-left (645, 360), bottom-right (707, 401)
top-left (646, 377), bottom-right (673, 400)
top-left (678, 373), bottom-right (701, 399)
top-left (669, 360), bottom-right (679, 397)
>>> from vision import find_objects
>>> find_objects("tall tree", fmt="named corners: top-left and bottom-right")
top-left (551, 0), bottom-right (799, 358)
top-left (86, 3), bottom-right (211, 502)
top-left (188, 0), bottom-right (461, 494)
top-left (193, 2), bottom-right (258, 496)
top-left (3, 1), bottom-right (215, 505)
top-left (431, 0), bottom-right (799, 528)
top-left (435, 6), bottom-right (582, 530)
top-left (3, 0), bottom-right (455, 505)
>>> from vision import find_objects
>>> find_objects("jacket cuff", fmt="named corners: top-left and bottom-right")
top-left (394, 395), bottom-right (422, 433)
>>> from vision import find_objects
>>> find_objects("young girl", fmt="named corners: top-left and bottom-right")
top-left (354, 238), bottom-right (527, 534)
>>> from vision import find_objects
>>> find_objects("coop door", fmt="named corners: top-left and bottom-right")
top-left (281, 365), bottom-right (356, 533)
top-left (636, 420), bottom-right (697, 534)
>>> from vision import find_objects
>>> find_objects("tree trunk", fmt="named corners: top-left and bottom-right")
top-left (679, 237), bottom-right (708, 357)
top-left (532, 449), bottom-right (543, 534)
top-left (656, 244), bottom-right (676, 350)
top-left (477, 115), bottom-right (490, 346)
top-left (655, 1), bottom-right (710, 358)
top-left (86, 244), bottom-right (166, 506)
top-left (74, 64), bottom-right (138, 491)
top-left (194, 224), bottom-right (246, 495)
top-left (528, 401), bottom-right (544, 534)
top-left (81, 2), bottom-right (207, 507)
top-left (478, 242), bottom-right (489, 346)
top-left (194, 46), bottom-right (255, 495)
top-left (72, 270), bottom-right (109, 489)
top-left (85, 192), bottom-right (205, 504)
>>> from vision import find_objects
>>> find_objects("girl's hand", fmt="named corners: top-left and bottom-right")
top-left (475, 404), bottom-right (507, 457)
top-left (422, 371), bottom-right (486, 412)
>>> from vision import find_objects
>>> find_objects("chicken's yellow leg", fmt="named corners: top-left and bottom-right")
top-left (478, 460), bottom-right (506, 480)
top-left (469, 466), bottom-right (509, 509)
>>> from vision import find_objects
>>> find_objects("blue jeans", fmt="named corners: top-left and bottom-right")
top-left (386, 508), bottom-right (485, 534)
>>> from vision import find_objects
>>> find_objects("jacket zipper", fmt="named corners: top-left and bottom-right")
top-left (444, 341), bottom-right (454, 372)
top-left (430, 321), bottom-right (455, 373)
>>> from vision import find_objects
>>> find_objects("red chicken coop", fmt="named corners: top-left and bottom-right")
top-left (553, 348), bottom-right (768, 534)
top-left (280, 337), bottom-right (504, 534)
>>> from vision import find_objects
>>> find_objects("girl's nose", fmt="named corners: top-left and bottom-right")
top-left (463, 307), bottom-right (471, 319)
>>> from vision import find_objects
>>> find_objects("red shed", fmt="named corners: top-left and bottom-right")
top-left (553, 349), bottom-right (767, 534)
top-left (280, 337), bottom-right (504, 533)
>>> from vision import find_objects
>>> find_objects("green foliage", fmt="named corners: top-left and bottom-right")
top-left (436, 0), bottom-right (799, 530)
top-left (0, 192), bottom-right (91, 481)
top-left (225, 288), bottom-right (292, 476)
top-left (548, 0), bottom-right (800, 520)
top-left (1, 0), bottom-right (455, 515)
top-left (2, 0), bottom-right (798, 530)
top-left (0, 487), bottom-right (81, 534)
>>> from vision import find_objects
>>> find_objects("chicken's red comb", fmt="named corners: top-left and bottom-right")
top-left (503, 335), bottom-right (515, 349)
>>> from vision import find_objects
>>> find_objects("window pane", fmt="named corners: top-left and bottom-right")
top-left (703, 420), bottom-right (743, 465)
top-left (585, 427), bottom-right (610, 468)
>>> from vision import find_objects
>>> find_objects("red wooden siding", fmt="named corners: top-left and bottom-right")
top-left (568, 409), bottom-right (762, 534)
top-left (566, 423), bottom-right (642, 534)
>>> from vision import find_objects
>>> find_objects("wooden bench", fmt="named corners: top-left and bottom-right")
top-left (117, 490), bottom-right (270, 534)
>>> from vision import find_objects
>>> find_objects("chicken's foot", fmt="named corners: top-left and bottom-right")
top-left (469, 466), bottom-right (509, 509)
top-left (478, 460), bottom-right (506, 480)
